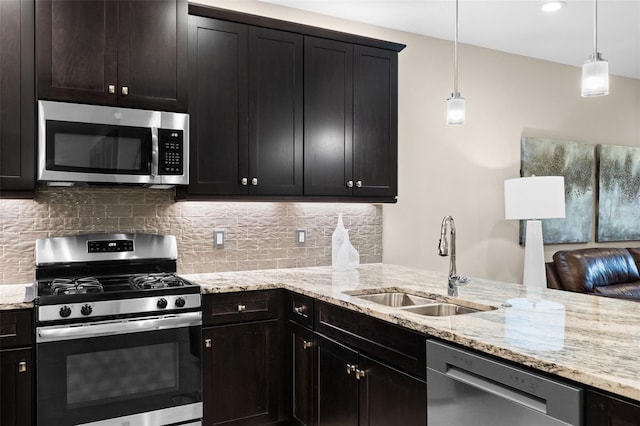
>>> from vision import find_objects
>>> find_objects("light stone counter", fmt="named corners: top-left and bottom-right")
top-left (2, 264), bottom-right (638, 402)
top-left (184, 263), bottom-right (640, 402)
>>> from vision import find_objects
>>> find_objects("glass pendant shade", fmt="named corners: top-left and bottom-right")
top-left (446, 94), bottom-right (465, 125)
top-left (581, 53), bottom-right (609, 97)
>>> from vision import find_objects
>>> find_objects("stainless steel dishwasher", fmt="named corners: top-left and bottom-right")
top-left (427, 340), bottom-right (582, 426)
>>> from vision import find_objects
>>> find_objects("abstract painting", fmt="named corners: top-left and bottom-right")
top-left (520, 137), bottom-right (595, 244)
top-left (597, 144), bottom-right (640, 242)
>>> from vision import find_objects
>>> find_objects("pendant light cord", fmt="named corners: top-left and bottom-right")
top-left (453, 0), bottom-right (459, 95)
top-left (593, 0), bottom-right (598, 54)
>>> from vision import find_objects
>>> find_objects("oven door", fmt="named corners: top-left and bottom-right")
top-left (36, 312), bottom-right (202, 426)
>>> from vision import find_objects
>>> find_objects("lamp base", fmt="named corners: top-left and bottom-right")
top-left (523, 220), bottom-right (547, 299)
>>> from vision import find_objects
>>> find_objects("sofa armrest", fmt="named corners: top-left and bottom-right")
top-left (545, 262), bottom-right (562, 289)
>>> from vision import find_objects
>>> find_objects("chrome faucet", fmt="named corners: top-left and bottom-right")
top-left (438, 216), bottom-right (467, 296)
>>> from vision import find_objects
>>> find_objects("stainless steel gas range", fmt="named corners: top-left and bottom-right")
top-left (34, 233), bottom-right (202, 426)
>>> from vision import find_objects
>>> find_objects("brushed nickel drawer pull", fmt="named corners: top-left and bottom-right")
top-left (293, 306), bottom-right (305, 315)
top-left (237, 304), bottom-right (246, 312)
top-left (204, 338), bottom-right (212, 348)
top-left (18, 361), bottom-right (27, 373)
top-left (302, 340), bottom-right (313, 350)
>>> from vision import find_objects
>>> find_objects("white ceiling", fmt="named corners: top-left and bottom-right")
top-left (259, 0), bottom-right (640, 80)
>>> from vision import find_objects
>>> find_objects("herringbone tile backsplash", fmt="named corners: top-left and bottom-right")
top-left (0, 188), bottom-right (382, 284)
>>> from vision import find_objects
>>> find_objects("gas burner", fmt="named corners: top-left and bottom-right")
top-left (129, 273), bottom-right (185, 290)
top-left (51, 277), bottom-right (104, 295)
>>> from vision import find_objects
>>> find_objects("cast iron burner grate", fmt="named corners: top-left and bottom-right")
top-left (129, 273), bottom-right (186, 290)
top-left (51, 277), bottom-right (104, 295)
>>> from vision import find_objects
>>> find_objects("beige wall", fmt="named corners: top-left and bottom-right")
top-left (195, 0), bottom-right (640, 284)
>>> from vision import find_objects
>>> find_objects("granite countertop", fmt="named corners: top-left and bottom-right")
top-left (184, 263), bottom-right (640, 402)
top-left (2, 263), bottom-right (639, 402)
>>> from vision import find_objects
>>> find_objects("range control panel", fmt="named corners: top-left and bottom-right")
top-left (158, 129), bottom-right (184, 175)
top-left (87, 240), bottom-right (134, 253)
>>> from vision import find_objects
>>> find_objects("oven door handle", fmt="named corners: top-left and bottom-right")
top-left (37, 312), bottom-right (202, 343)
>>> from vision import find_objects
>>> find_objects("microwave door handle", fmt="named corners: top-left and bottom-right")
top-left (151, 128), bottom-right (159, 178)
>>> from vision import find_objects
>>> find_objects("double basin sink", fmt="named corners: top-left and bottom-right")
top-left (345, 291), bottom-right (495, 317)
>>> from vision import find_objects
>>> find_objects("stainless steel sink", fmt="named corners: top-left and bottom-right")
top-left (346, 290), bottom-right (495, 316)
top-left (402, 303), bottom-right (480, 316)
top-left (352, 292), bottom-right (437, 307)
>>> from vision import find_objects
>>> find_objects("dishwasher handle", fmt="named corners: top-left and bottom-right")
top-left (427, 340), bottom-right (582, 426)
top-left (446, 365), bottom-right (547, 413)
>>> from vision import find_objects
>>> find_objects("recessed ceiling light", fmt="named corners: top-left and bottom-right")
top-left (541, 1), bottom-right (566, 13)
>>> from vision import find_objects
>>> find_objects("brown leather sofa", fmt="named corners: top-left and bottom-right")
top-left (546, 248), bottom-right (640, 301)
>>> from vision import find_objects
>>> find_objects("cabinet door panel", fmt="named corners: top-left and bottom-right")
top-left (36, 0), bottom-right (118, 105)
top-left (248, 27), bottom-right (303, 195)
top-left (0, 0), bottom-right (34, 194)
top-left (353, 45), bottom-right (397, 197)
top-left (118, 0), bottom-right (187, 111)
top-left (586, 389), bottom-right (640, 426)
top-left (316, 335), bottom-right (358, 426)
top-left (358, 354), bottom-right (426, 426)
top-left (203, 321), bottom-right (279, 426)
top-left (187, 16), bottom-right (249, 195)
top-left (290, 323), bottom-right (315, 425)
top-left (303, 36), bottom-right (353, 196)
top-left (0, 348), bottom-right (32, 426)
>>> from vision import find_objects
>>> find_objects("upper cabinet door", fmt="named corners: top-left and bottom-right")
top-left (353, 45), bottom-right (398, 198)
top-left (303, 36), bottom-right (353, 197)
top-left (187, 16), bottom-right (249, 195)
top-left (36, 0), bottom-right (187, 112)
top-left (36, 0), bottom-right (118, 106)
top-left (117, 0), bottom-right (187, 111)
top-left (0, 0), bottom-right (35, 196)
top-left (248, 27), bottom-right (303, 196)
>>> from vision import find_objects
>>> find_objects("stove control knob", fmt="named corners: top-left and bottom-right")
top-left (59, 306), bottom-right (72, 318)
top-left (157, 298), bottom-right (168, 309)
top-left (80, 304), bottom-right (92, 316)
top-left (175, 297), bottom-right (186, 308)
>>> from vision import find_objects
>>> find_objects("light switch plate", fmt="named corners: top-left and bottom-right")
top-left (214, 230), bottom-right (225, 249)
top-left (296, 229), bottom-right (306, 246)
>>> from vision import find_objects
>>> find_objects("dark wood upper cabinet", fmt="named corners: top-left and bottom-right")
top-left (303, 37), bottom-right (353, 197)
top-left (353, 45), bottom-right (398, 198)
top-left (248, 27), bottom-right (303, 196)
top-left (186, 17), bottom-right (303, 196)
top-left (0, 0), bottom-right (35, 197)
top-left (36, 0), bottom-right (187, 112)
top-left (187, 16), bottom-right (248, 195)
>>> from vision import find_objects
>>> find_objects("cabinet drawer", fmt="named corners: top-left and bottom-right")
top-left (287, 291), bottom-right (314, 328)
top-left (0, 309), bottom-right (33, 349)
top-left (202, 290), bottom-right (280, 326)
top-left (315, 301), bottom-right (426, 378)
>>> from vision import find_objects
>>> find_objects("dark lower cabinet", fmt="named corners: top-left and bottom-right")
top-left (314, 335), bottom-right (426, 426)
top-left (0, 309), bottom-right (34, 426)
top-left (0, 0), bottom-right (35, 196)
top-left (358, 354), bottom-right (426, 426)
top-left (316, 335), bottom-right (359, 426)
top-left (0, 348), bottom-right (32, 426)
top-left (290, 323), bottom-right (315, 426)
top-left (202, 320), bottom-right (280, 426)
top-left (586, 389), bottom-right (640, 426)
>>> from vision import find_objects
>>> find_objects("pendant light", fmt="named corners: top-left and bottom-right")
top-left (581, 0), bottom-right (609, 97)
top-left (446, 0), bottom-right (465, 125)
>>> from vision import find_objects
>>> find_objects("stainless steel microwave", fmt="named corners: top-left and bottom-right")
top-left (38, 100), bottom-right (189, 188)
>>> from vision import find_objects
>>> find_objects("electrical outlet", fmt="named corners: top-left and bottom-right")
top-left (214, 230), bottom-right (225, 249)
top-left (296, 229), bottom-right (306, 246)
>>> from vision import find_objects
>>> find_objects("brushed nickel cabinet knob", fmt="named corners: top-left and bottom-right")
top-left (121, 86), bottom-right (129, 96)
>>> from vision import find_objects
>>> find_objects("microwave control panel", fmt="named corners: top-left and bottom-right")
top-left (158, 129), bottom-right (184, 175)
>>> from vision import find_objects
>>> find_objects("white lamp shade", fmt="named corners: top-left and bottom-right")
top-left (582, 58), bottom-right (609, 97)
top-left (446, 97), bottom-right (465, 125)
top-left (504, 176), bottom-right (566, 220)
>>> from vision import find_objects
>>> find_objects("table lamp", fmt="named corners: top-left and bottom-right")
top-left (504, 176), bottom-right (566, 296)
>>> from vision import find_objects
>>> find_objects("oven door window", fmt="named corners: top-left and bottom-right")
top-left (45, 120), bottom-right (152, 174)
top-left (37, 326), bottom-right (201, 425)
